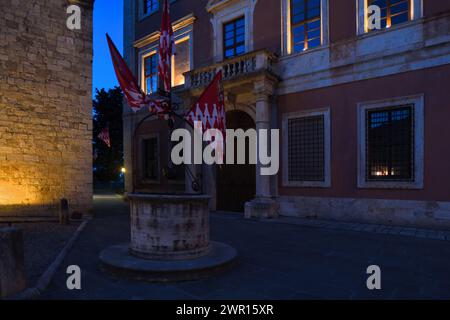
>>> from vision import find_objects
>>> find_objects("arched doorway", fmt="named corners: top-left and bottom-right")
top-left (216, 110), bottom-right (256, 212)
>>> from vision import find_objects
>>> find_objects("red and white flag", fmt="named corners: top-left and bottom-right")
top-left (158, 0), bottom-right (175, 93)
top-left (106, 34), bottom-right (164, 114)
top-left (98, 127), bottom-right (111, 148)
top-left (186, 70), bottom-right (226, 139)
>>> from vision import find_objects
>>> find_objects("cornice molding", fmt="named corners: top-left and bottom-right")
top-left (134, 14), bottom-right (196, 49)
top-left (207, 0), bottom-right (251, 13)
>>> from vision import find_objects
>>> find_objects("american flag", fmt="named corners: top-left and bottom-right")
top-left (98, 126), bottom-right (111, 148)
top-left (158, 0), bottom-right (175, 94)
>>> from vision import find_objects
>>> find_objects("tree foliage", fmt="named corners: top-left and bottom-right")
top-left (93, 87), bottom-right (123, 182)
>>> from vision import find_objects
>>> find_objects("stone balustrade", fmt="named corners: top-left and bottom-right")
top-left (184, 50), bottom-right (277, 89)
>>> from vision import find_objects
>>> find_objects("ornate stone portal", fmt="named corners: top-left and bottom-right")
top-left (100, 194), bottom-right (237, 282)
top-left (184, 49), bottom-right (280, 218)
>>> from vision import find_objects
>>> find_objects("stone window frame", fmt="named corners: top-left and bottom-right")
top-left (137, 25), bottom-right (193, 92)
top-left (356, 0), bottom-right (423, 35)
top-left (138, 133), bottom-right (161, 185)
top-left (357, 94), bottom-right (424, 189)
top-left (208, 0), bottom-right (258, 62)
top-left (282, 107), bottom-right (332, 188)
top-left (281, 0), bottom-right (329, 56)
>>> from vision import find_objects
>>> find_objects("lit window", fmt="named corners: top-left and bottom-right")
top-left (366, 106), bottom-right (414, 181)
top-left (223, 17), bottom-right (246, 59)
top-left (144, 53), bottom-right (158, 94)
top-left (291, 0), bottom-right (321, 53)
top-left (143, 0), bottom-right (159, 15)
top-left (172, 38), bottom-right (191, 87)
top-left (368, 0), bottom-right (410, 29)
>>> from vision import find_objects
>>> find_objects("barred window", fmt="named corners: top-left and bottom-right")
top-left (366, 106), bottom-right (414, 181)
top-left (143, 0), bottom-right (159, 15)
top-left (291, 0), bottom-right (321, 53)
top-left (288, 115), bottom-right (325, 182)
top-left (144, 53), bottom-right (158, 94)
top-left (368, 0), bottom-right (410, 29)
top-left (223, 17), bottom-right (246, 59)
top-left (143, 137), bottom-right (159, 180)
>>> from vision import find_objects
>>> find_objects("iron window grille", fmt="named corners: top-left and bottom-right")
top-left (223, 17), bottom-right (246, 59)
top-left (368, 0), bottom-right (410, 29)
top-left (366, 105), bottom-right (414, 181)
top-left (288, 115), bottom-right (325, 182)
top-left (290, 0), bottom-right (321, 53)
top-left (144, 54), bottom-right (158, 94)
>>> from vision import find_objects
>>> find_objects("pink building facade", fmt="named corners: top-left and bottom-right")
top-left (123, 0), bottom-right (450, 228)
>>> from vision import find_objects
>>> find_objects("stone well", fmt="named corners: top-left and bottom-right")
top-left (129, 193), bottom-right (211, 260)
top-left (100, 194), bottom-right (237, 282)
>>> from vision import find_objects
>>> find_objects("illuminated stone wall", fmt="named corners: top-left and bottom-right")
top-left (0, 0), bottom-right (93, 217)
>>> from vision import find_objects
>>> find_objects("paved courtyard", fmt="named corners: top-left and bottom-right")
top-left (41, 195), bottom-right (450, 300)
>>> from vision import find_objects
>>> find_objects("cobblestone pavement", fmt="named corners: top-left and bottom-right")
top-left (40, 195), bottom-right (450, 300)
top-left (0, 221), bottom-right (79, 286)
top-left (254, 216), bottom-right (450, 242)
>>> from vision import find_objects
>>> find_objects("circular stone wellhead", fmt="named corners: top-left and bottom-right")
top-left (100, 193), bottom-right (237, 282)
top-left (128, 194), bottom-right (211, 260)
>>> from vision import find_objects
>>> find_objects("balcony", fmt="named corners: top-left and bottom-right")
top-left (184, 50), bottom-right (278, 90)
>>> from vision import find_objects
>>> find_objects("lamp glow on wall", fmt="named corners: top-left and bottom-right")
top-left (0, 183), bottom-right (40, 206)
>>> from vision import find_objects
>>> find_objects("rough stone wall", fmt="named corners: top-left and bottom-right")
top-left (0, 0), bottom-right (93, 217)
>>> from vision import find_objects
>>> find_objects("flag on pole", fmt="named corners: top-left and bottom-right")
top-left (106, 34), bottom-right (146, 112)
top-left (158, 0), bottom-right (175, 94)
top-left (98, 126), bottom-right (111, 148)
top-left (106, 34), bottom-right (165, 114)
top-left (185, 70), bottom-right (226, 139)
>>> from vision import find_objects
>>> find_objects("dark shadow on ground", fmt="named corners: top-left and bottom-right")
top-left (40, 194), bottom-right (450, 300)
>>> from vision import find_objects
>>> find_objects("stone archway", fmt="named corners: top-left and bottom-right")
top-left (216, 110), bottom-right (256, 212)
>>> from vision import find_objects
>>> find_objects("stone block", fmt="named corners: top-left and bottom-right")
top-left (245, 198), bottom-right (279, 219)
top-left (0, 227), bottom-right (27, 298)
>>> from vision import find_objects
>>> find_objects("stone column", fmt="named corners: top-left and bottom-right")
top-left (123, 114), bottom-right (135, 193)
top-left (0, 228), bottom-right (27, 298)
top-left (255, 81), bottom-right (273, 199)
top-left (244, 79), bottom-right (279, 219)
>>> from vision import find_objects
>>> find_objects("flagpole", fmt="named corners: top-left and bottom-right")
top-left (158, 0), bottom-right (203, 194)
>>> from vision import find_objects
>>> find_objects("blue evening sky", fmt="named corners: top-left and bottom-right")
top-left (93, 0), bottom-right (123, 94)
